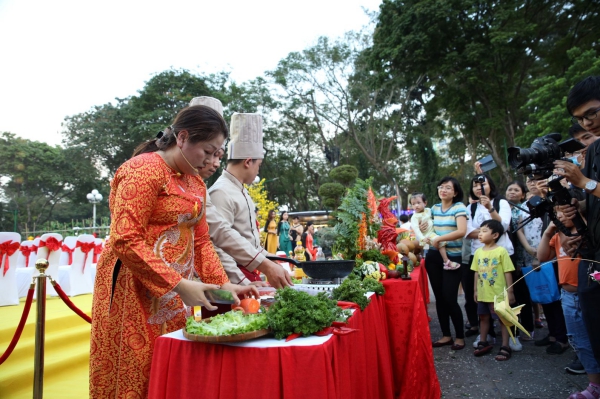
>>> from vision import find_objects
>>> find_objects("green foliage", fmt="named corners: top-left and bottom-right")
top-left (360, 249), bottom-right (391, 265)
top-left (313, 227), bottom-right (337, 254)
top-left (329, 165), bottom-right (359, 186)
top-left (318, 182), bottom-right (346, 199)
top-left (0, 132), bottom-right (103, 234)
top-left (519, 48), bottom-right (600, 146)
top-left (266, 288), bottom-right (341, 339)
top-left (185, 312), bottom-right (268, 336)
top-left (368, 0), bottom-right (600, 187)
top-left (331, 277), bottom-right (384, 310)
top-left (332, 177), bottom-right (377, 259)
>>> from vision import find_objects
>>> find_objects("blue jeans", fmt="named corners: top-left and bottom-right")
top-left (561, 289), bottom-right (600, 374)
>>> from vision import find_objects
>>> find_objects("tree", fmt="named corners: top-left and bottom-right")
top-left (270, 33), bottom-right (421, 210)
top-left (519, 48), bottom-right (600, 146)
top-left (0, 132), bottom-right (102, 233)
top-left (62, 69), bottom-right (222, 176)
top-left (368, 0), bottom-right (600, 186)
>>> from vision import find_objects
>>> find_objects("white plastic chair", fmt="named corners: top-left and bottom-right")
top-left (58, 234), bottom-right (95, 296)
top-left (0, 232), bottom-right (22, 306)
top-left (15, 240), bottom-right (34, 268)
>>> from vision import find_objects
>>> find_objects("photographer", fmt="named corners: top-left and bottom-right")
top-left (553, 76), bottom-right (600, 370)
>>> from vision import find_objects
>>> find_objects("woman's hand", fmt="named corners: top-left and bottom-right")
top-left (479, 195), bottom-right (492, 210)
top-left (221, 282), bottom-right (260, 307)
top-left (526, 246), bottom-right (537, 257)
top-left (419, 220), bottom-right (428, 233)
top-left (173, 279), bottom-right (221, 311)
top-left (431, 236), bottom-right (441, 249)
top-left (474, 161), bottom-right (483, 174)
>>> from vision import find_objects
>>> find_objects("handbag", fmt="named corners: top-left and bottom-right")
top-left (521, 262), bottom-right (560, 304)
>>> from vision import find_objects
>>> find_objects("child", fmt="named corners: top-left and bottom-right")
top-left (410, 192), bottom-right (460, 270)
top-left (537, 209), bottom-right (600, 398)
top-left (471, 219), bottom-right (515, 361)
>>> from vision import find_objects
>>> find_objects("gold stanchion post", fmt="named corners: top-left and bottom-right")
top-left (33, 259), bottom-right (49, 399)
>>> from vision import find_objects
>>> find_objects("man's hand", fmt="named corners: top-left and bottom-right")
top-left (554, 160), bottom-right (587, 188)
top-left (256, 258), bottom-right (293, 289)
top-left (562, 235), bottom-right (583, 258)
top-left (536, 179), bottom-right (549, 197)
top-left (557, 198), bottom-right (580, 221)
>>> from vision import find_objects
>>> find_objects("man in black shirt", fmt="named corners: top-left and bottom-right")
top-left (554, 76), bottom-right (600, 370)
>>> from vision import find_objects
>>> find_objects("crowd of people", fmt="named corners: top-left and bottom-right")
top-left (414, 76), bottom-right (600, 399)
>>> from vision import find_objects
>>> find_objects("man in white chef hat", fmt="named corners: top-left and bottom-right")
top-left (207, 111), bottom-right (292, 289)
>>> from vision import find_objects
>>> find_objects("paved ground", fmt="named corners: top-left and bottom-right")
top-left (428, 295), bottom-right (589, 399)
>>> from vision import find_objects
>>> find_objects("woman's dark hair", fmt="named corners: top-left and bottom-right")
top-left (567, 76), bottom-right (600, 115)
top-left (505, 180), bottom-right (527, 202)
top-left (437, 176), bottom-right (464, 203)
top-left (410, 192), bottom-right (427, 203)
top-left (263, 210), bottom-right (276, 233)
top-left (469, 174), bottom-right (499, 200)
top-left (132, 105), bottom-right (228, 157)
top-left (276, 211), bottom-right (288, 235)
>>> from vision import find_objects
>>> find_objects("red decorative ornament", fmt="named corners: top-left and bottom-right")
top-left (76, 241), bottom-right (95, 273)
top-left (61, 244), bottom-right (75, 265)
top-left (19, 246), bottom-right (36, 267)
top-left (0, 241), bottom-right (20, 276)
top-left (39, 237), bottom-right (63, 259)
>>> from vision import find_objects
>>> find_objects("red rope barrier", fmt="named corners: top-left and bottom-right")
top-left (51, 281), bottom-right (92, 324)
top-left (0, 286), bottom-right (35, 365)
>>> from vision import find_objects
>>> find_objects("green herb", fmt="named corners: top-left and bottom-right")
top-left (291, 277), bottom-right (302, 284)
top-left (360, 249), bottom-right (391, 265)
top-left (266, 288), bottom-right (340, 340)
top-left (331, 279), bottom-right (370, 310)
top-left (331, 278), bottom-right (384, 310)
top-left (185, 311), bottom-right (268, 336)
top-left (361, 278), bottom-right (385, 295)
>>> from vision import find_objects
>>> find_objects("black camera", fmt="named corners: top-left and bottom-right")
top-left (508, 133), bottom-right (585, 179)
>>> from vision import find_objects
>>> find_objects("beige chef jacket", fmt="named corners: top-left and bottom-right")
top-left (207, 170), bottom-right (268, 285)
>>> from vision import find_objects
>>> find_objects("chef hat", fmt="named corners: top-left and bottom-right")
top-left (228, 113), bottom-right (265, 160)
top-left (189, 96), bottom-right (223, 116)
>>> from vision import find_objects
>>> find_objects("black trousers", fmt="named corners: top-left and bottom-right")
top-left (510, 261), bottom-right (534, 334)
top-left (461, 256), bottom-right (478, 328)
top-left (578, 260), bottom-right (600, 363)
top-left (540, 261), bottom-right (567, 344)
top-left (426, 249), bottom-right (465, 339)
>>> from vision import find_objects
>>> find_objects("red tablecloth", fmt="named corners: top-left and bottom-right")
top-left (382, 266), bottom-right (440, 399)
top-left (148, 294), bottom-right (395, 399)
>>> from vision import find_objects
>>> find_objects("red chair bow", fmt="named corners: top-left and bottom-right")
top-left (61, 244), bottom-right (75, 265)
top-left (93, 243), bottom-right (103, 263)
top-left (76, 241), bottom-right (95, 273)
top-left (39, 237), bottom-right (63, 260)
top-left (0, 241), bottom-right (21, 276)
top-left (19, 245), bottom-right (36, 267)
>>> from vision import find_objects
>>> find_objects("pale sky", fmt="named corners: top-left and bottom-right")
top-left (0, 0), bottom-right (381, 146)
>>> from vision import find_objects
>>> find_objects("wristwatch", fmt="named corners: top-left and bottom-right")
top-left (585, 179), bottom-right (598, 193)
top-left (489, 207), bottom-right (496, 213)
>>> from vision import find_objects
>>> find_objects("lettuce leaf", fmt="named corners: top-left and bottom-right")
top-left (186, 311), bottom-right (268, 336)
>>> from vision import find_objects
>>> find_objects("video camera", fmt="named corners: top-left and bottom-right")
top-left (508, 134), bottom-right (588, 253)
top-left (508, 133), bottom-right (584, 180)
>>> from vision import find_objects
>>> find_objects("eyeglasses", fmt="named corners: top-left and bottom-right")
top-left (437, 185), bottom-right (454, 192)
top-left (571, 107), bottom-right (600, 125)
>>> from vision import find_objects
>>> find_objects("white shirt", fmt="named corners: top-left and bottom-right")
top-left (466, 200), bottom-right (514, 255)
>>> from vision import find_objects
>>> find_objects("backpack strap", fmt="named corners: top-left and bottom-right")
top-left (470, 203), bottom-right (477, 219)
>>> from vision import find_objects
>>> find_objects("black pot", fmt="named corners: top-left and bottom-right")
top-left (267, 256), bottom-right (355, 280)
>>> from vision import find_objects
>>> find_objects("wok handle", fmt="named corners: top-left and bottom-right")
top-left (267, 256), bottom-right (301, 267)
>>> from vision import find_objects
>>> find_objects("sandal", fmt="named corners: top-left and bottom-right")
top-left (443, 260), bottom-right (461, 270)
top-left (495, 345), bottom-right (512, 361)
top-left (569, 383), bottom-right (600, 399)
top-left (474, 341), bottom-right (493, 357)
